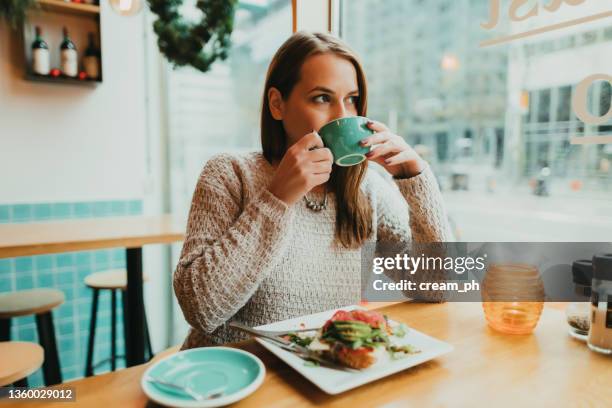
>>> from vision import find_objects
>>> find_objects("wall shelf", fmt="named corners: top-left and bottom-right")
top-left (22, 0), bottom-right (103, 86)
top-left (24, 73), bottom-right (101, 86)
top-left (36, 0), bottom-right (100, 17)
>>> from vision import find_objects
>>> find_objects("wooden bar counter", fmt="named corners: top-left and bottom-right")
top-left (0, 215), bottom-right (185, 367)
top-left (4, 301), bottom-right (610, 407)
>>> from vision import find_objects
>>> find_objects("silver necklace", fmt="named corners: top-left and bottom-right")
top-left (303, 186), bottom-right (327, 211)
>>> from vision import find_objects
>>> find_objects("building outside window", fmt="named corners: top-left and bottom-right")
top-left (341, 0), bottom-right (612, 241)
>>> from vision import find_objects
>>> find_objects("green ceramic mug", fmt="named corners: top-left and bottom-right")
top-left (318, 116), bottom-right (373, 166)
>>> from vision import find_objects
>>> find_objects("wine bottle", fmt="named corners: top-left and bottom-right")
top-left (60, 27), bottom-right (78, 77)
top-left (83, 32), bottom-right (101, 80)
top-left (32, 26), bottom-right (50, 75)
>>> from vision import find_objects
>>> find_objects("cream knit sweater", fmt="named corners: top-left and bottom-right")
top-left (174, 152), bottom-right (453, 348)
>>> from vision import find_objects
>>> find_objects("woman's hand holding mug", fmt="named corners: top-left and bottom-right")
top-left (361, 120), bottom-right (426, 178)
top-left (268, 131), bottom-right (333, 206)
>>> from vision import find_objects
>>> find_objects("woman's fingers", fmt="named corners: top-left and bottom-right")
top-left (308, 147), bottom-right (334, 162)
top-left (297, 131), bottom-right (324, 151)
top-left (383, 150), bottom-right (411, 166)
top-left (313, 173), bottom-right (331, 185)
top-left (311, 160), bottom-right (333, 175)
top-left (360, 131), bottom-right (395, 146)
top-left (366, 120), bottom-right (389, 133)
top-left (366, 140), bottom-right (402, 160)
top-left (307, 148), bottom-right (333, 174)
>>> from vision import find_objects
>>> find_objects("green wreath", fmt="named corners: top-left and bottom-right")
top-left (0, 0), bottom-right (37, 29)
top-left (147, 0), bottom-right (238, 73)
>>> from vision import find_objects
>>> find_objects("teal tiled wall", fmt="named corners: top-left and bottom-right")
top-left (0, 200), bottom-right (143, 386)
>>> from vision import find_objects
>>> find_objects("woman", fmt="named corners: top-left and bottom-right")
top-left (174, 31), bottom-right (453, 349)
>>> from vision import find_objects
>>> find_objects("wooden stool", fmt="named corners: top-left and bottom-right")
top-left (0, 341), bottom-right (44, 387)
top-left (0, 288), bottom-right (64, 385)
top-left (84, 269), bottom-right (152, 377)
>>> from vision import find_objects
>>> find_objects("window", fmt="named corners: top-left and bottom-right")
top-left (557, 86), bottom-right (571, 122)
top-left (166, 0), bottom-right (292, 218)
top-left (558, 35), bottom-right (575, 50)
top-left (341, 0), bottom-right (612, 241)
top-left (599, 81), bottom-right (612, 133)
top-left (537, 89), bottom-right (551, 123)
top-left (435, 132), bottom-right (449, 161)
top-left (599, 81), bottom-right (611, 116)
top-left (580, 30), bottom-right (598, 46)
top-left (527, 90), bottom-right (536, 123)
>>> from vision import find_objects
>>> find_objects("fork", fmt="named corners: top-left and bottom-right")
top-left (265, 339), bottom-right (360, 372)
top-left (229, 322), bottom-right (359, 372)
top-left (228, 321), bottom-right (319, 344)
top-left (144, 376), bottom-right (224, 401)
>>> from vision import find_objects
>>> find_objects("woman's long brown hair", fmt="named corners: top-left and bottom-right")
top-left (260, 31), bottom-right (373, 249)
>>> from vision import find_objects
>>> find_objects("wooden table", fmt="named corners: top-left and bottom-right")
top-left (0, 215), bottom-right (185, 367)
top-left (7, 302), bottom-right (610, 407)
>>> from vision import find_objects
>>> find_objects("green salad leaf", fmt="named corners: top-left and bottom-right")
top-left (285, 333), bottom-right (314, 347)
top-left (285, 315), bottom-right (420, 363)
top-left (392, 323), bottom-right (409, 338)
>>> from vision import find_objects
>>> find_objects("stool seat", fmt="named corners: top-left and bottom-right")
top-left (0, 289), bottom-right (65, 319)
top-left (0, 341), bottom-right (44, 386)
top-left (84, 270), bottom-right (153, 376)
top-left (84, 269), bottom-right (148, 290)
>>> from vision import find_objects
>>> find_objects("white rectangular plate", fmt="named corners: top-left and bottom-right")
top-left (254, 305), bottom-right (453, 395)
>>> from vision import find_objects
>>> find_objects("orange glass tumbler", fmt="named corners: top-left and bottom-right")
top-left (482, 263), bottom-right (545, 334)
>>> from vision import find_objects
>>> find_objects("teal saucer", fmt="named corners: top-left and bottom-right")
top-left (141, 347), bottom-right (265, 408)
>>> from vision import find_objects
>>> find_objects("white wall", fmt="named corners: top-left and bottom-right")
top-left (0, 0), bottom-right (332, 352)
top-left (0, 2), bottom-right (147, 204)
top-left (0, 3), bottom-right (174, 353)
